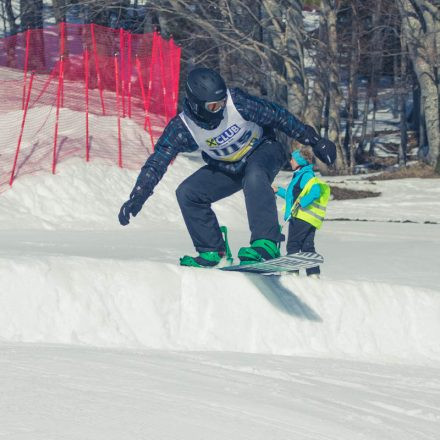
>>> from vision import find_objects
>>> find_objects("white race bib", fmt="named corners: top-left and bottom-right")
top-left (180, 90), bottom-right (263, 162)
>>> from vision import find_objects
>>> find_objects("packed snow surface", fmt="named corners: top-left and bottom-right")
top-left (2, 5), bottom-right (439, 436)
top-left (1, 152), bottom-right (440, 439)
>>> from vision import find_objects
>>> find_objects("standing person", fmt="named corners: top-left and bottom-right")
top-left (118, 67), bottom-right (336, 268)
top-left (273, 146), bottom-right (331, 278)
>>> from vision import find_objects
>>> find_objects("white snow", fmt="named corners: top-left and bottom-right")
top-left (1, 152), bottom-right (439, 439)
top-left (3, 344), bottom-right (439, 440)
top-left (1, 75), bottom-right (440, 439)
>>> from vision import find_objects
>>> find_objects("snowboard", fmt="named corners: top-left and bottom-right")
top-left (220, 252), bottom-right (323, 275)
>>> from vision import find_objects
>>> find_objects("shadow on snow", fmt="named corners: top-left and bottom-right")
top-left (247, 274), bottom-right (322, 322)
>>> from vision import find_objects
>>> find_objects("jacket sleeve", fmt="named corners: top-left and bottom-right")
top-left (230, 88), bottom-right (320, 146)
top-left (276, 187), bottom-right (287, 199)
top-left (299, 185), bottom-right (321, 208)
top-left (129, 116), bottom-right (198, 202)
top-left (298, 173), bottom-right (321, 208)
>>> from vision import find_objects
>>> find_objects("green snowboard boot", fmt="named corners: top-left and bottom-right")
top-left (238, 238), bottom-right (280, 265)
top-left (180, 226), bottom-right (233, 268)
top-left (180, 251), bottom-right (225, 268)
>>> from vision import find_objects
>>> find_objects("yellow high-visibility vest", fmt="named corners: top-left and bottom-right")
top-left (291, 177), bottom-right (330, 229)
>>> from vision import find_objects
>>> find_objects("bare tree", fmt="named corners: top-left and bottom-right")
top-left (1, 0), bottom-right (18, 34)
top-left (397, 0), bottom-right (440, 171)
top-left (398, 32), bottom-right (408, 165)
top-left (321, 0), bottom-right (345, 169)
top-left (285, 0), bottom-right (308, 117)
top-left (19, 0), bottom-right (45, 70)
top-left (367, 0), bottom-right (385, 158)
top-left (304, 12), bottom-right (327, 131)
top-left (345, 1), bottom-right (360, 172)
top-left (52, 0), bottom-right (67, 23)
top-left (143, 0), bottom-right (308, 113)
top-left (2, 0), bottom-right (437, 174)
top-left (19, 0), bottom-right (44, 30)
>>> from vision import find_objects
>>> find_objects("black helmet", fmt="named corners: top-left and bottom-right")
top-left (185, 67), bottom-right (227, 122)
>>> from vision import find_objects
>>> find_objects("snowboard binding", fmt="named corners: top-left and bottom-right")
top-left (180, 226), bottom-right (233, 268)
top-left (237, 239), bottom-right (280, 265)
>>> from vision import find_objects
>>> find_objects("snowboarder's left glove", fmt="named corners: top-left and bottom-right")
top-left (295, 125), bottom-right (336, 165)
top-left (295, 125), bottom-right (321, 146)
top-left (312, 138), bottom-right (336, 165)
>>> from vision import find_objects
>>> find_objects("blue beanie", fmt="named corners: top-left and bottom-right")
top-left (292, 150), bottom-right (309, 166)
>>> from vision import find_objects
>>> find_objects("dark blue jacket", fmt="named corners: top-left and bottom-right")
top-left (130, 88), bottom-right (314, 203)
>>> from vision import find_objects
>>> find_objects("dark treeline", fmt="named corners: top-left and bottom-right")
top-left (1, 0), bottom-right (439, 174)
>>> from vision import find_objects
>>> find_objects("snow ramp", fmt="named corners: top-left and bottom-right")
top-left (1, 256), bottom-right (439, 365)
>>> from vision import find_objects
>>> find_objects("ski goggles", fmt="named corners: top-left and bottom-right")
top-left (204, 97), bottom-right (227, 113)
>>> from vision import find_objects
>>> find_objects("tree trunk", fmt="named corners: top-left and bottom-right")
top-left (398, 0), bottom-right (440, 170)
top-left (20, 0), bottom-right (45, 71)
top-left (368, 0), bottom-right (384, 158)
top-left (393, 53), bottom-right (400, 119)
top-left (321, 0), bottom-right (345, 170)
top-left (285, 0), bottom-right (307, 118)
top-left (261, 0), bottom-right (288, 107)
top-left (20, 0), bottom-right (44, 30)
top-left (52, 0), bottom-right (68, 73)
top-left (347, 2), bottom-right (360, 172)
top-left (3, 0), bottom-right (18, 34)
top-left (52, 0), bottom-right (67, 23)
top-left (304, 12), bottom-right (327, 130)
top-left (399, 35), bottom-right (408, 166)
top-left (358, 84), bottom-right (371, 159)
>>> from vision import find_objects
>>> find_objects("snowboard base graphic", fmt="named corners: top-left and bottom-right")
top-left (220, 252), bottom-right (323, 275)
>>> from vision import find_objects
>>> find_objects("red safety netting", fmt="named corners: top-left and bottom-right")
top-left (0, 23), bottom-right (181, 189)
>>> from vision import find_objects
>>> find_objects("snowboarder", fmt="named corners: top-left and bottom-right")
top-left (273, 146), bottom-right (330, 278)
top-left (118, 67), bottom-right (336, 267)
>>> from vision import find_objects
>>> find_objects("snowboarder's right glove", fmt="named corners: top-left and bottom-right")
top-left (118, 188), bottom-right (152, 226)
top-left (118, 198), bottom-right (142, 226)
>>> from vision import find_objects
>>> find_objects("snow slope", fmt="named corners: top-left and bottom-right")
top-left (1, 135), bottom-right (440, 439)
top-left (3, 344), bottom-right (439, 440)
top-left (2, 6), bottom-right (440, 437)
top-left (1, 155), bottom-right (439, 363)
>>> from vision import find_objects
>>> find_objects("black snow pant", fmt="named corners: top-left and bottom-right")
top-left (176, 140), bottom-right (286, 253)
top-left (286, 217), bottom-right (320, 275)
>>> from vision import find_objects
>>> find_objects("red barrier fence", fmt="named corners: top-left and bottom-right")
top-left (0, 23), bottom-right (181, 189)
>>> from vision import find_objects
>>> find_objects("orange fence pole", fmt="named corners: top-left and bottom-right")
top-left (144, 32), bottom-right (157, 130)
top-left (59, 22), bottom-right (65, 108)
top-left (52, 57), bottom-right (64, 174)
top-left (114, 53), bottom-right (123, 168)
top-left (91, 23), bottom-right (105, 115)
top-left (135, 55), bottom-right (155, 149)
top-left (10, 72), bottom-right (35, 186)
top-left (21, 29), bottom-right (31, 110)
top-left (120, 28), bottom-right (126, 118)
top-left (173, 41), bottom-right (181, 116)
top-left (127, 32), bottom-right (132, 118)
top-left (84, 46), bottom-right (90, 162)
top-left (169, 36), bottom-right (176, 116)
top-left (158, 35), bottom-right (170, 123)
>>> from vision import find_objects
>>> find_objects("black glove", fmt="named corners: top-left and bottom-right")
top-left (295, 125), bottom-right (337, 166)
top-left (295, 125), bottom-right (321, 146)
top-left (118, 197), bottom-right (144, 226)
top-left (313, 138), bottom-right (337, 165)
